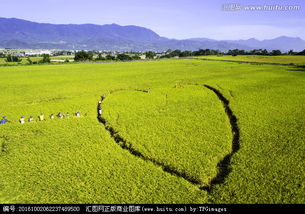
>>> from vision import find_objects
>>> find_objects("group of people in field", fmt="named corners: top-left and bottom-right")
top-left (0, 112), bottom-right (81, 125)
top-left (2, 88), bottom-right (152, 125)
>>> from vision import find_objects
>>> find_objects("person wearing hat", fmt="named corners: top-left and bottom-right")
top-left (57, 112), bottom-right (63, 119)
top-left (38, 113), bottom-right (45, 121)
top-left (28, 116), bottom-right (34, 122)
top-left (19, 116), bottom-right (25, 124)
top-left (98, 108), bottom-right (103, 116)
top-left (0, 116), bottom-right (9, 125)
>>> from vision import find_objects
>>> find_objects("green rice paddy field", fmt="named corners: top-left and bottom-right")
top-left (191, 55), bottom-right (305, 65)
top-left (0, 58), bottom-right (304, 203)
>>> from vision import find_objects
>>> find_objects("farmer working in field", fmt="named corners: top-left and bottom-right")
top-left (38, 113), bottom-right (45, 121)
top-left (28, 116), bottom-right (34, 122)
top-left (50, 114), bottom-right (55, 120)
top-left (19, 116), bottom-right (25, 124)
top-left (76, 112), bottom-right (80, 117)
top-left (0, 116), bottom-right (9, 125)
top-left (58, 112), bottom-right (63, 119)
top-left (98, 108), bottom-right (103, 116)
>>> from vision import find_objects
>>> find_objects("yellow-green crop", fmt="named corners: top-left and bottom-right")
top-left (0, 58), bottom-right (304, 203)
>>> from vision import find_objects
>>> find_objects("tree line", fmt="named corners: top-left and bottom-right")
top-left (2, 54), bottom-right (51, 63)
top-left (74, 48), bottom-right (305, 61)
top-left (74, 50), bottom-right (152, 61)
top-left (1, 48), bottom-right (305, 63)
top-left (159, 48), bottom-right (305, 58)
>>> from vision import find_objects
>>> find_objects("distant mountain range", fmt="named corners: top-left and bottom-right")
top-left (1, 17), bottom-right (305, 52)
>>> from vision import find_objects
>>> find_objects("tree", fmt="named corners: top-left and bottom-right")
top-left (193, 49), bottom-right (220, 56)
top-left (179, 51), bottom-right (192, 57)
top-left (95, 53), bottom-right (105, 61)
top-left (270, 50), bottom-right (282, 56)
top-left (193, 49), bottom-right (204, 56)
top-left (288, 50), bottom-right (295, 55)
top-left (74, 50), bottom-right (93, 61)
top-left (261, 49), bottom-right (269, 55)
top-left (228, 49), bottom-right (245, 56)
top-left (131, 55), bottom-right (141, 60)
top-left (145, 51), bottom-right (156, 59)
top-left (116, 53), bottom-right (132, 61)
top-left (5, 55), bottom-right (22, 62)
top-left (172, 50), bottom-right (181, 57)
top-left (296, 50), bottom-right (305, 55)
top-left (105, 54), bottom-right (116, 60)
top-left (40, 54), bottom-right (51, 63)
top-left (26, 57), bottom-right (33, 65)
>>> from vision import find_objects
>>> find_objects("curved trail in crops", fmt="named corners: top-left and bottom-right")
top-left (96, 85), bottom-right (240, 192)
top-left (200, 84), bottom-right (240, 192)
top-left (97, 88), bottom-right (202, 186)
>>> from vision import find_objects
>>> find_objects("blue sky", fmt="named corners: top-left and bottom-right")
top-left (1, 0), bottom-right (304, 40)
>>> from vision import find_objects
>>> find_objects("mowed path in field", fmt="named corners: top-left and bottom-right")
top-left (0, 59), bottom-right (304, 203)
top-left (97, 84), bottom-right (239, 191)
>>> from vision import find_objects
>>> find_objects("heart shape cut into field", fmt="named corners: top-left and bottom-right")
top-left (101, 85), bottom-right (232, 186)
